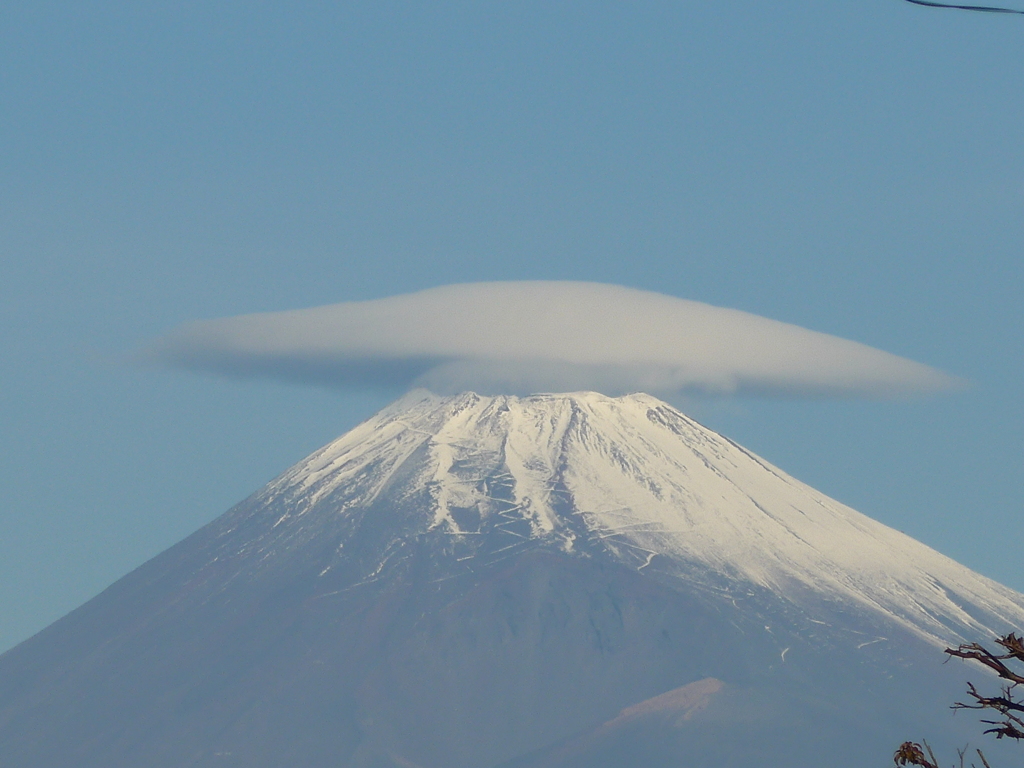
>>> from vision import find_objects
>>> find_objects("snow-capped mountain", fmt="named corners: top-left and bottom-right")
top-left (236, 390), bottom-right (1024, 648)
top-left (1, 391), bottom-right (1022, 768)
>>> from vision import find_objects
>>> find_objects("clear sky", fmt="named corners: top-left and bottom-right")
top-left (1, 1), bottom-right (1022, 654)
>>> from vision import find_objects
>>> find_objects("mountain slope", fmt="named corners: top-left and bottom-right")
top-left (1, 391), bottom-right (1021, 768)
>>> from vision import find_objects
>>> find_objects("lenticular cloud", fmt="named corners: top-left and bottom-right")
top-left (146, 282), bottom-right (961, 398)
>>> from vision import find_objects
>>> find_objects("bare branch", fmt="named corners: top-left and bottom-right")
top-left (979, 719), bottom-right (1024, 740)
top-left (995, 634), bottom-right (1024, 665)
top-left (946, 636), bottom-right (1024, 687)
top-left (954, 682), bottom-right (1024, 717)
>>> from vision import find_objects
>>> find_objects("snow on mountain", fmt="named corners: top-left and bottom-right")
top-left (229, 389), bottom-right (1024, 649)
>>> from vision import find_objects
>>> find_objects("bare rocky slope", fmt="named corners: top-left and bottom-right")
top-left (1, 391), bottom-right (1022, 768)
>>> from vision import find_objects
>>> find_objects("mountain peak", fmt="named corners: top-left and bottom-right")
top-left (221, 390), bottom-right (1024, 649)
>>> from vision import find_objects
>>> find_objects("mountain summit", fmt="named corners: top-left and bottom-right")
top-left (2, 392), bottom-right (1022, 768)
top-left (255, 390), bottom-right (1022, 648)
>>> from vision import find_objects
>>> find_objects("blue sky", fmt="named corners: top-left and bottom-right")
top-left (1, 1), bottom-right (1022, 653)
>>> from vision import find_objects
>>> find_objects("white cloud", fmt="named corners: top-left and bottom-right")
top-left (145, 281), bottom-right (962, 398)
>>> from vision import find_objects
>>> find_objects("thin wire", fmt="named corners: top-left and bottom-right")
top-left (904, 0), bottom-right (1024, 13)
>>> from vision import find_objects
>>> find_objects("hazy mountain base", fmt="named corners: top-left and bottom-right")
top-left (0, 542), bottom-right (1002, 768)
